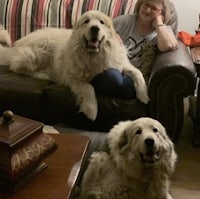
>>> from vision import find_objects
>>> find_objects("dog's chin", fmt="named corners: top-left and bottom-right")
top-left (140, 150), bottom-right (160, 164)
top-left (84, 36), bottom-right (105, 53)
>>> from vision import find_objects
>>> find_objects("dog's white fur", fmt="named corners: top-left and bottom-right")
top-left (0, 10), bottom-right (149, 121)
top-left (79, 117), bottom-right (177, 199)
top-left (0, 25), bottom-right (12, 47)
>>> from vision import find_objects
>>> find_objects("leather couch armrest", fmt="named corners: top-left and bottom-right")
top-left (148, 40), bottom-right (196, 143)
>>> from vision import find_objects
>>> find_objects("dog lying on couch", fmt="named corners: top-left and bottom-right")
top-left (0, 10), bottom-right (148, 121)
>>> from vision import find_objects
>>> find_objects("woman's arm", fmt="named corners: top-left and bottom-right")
top-left (153, 15), bottom-right (178, 52)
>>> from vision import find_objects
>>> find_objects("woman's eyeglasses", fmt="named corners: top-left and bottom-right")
top-left (141, 2), bottom-right (162, 14)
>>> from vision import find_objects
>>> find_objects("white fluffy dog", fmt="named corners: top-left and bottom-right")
top-left (0, 10), bottom-right (149, 121)
top-left (79, 117), bottom-right (177, 199)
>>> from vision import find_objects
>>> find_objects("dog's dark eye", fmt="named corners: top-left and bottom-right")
top-left (135, 129), bottom-right (142, 135)
top-left (100, 20), bottom-right (104, 24)
top-left (153, 128), bottom-right (158, 133)
top-left (84, 19), bottom-right (90, 24)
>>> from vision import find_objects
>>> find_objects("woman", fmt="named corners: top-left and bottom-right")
top-left (91, 0), bottom-right (178, 100)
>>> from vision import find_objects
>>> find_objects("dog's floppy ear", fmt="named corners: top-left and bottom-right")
top-left (118, 122), bottom-right (138, 154)
top-left (108, 121), bottom-right (132, 155)
top-left (160, 127), bottom-right (177, 175)
top-left (73, 14), bottom-right (86, 30)
top-left (118, 130), bottom-right (129, 154)
top-left (165, 138), bottom-right (177, 174)
top-left (104, 16), bottom-right (118, 38)
top-left (73, 20), bottom-right (80, 30)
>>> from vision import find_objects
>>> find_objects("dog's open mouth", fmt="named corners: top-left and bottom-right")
top-left (85, 37), bottom-right (104, 53)
top-left (87, 40), bottom-right (100, 52)
top-left (141, 150), bottom-right (160, 164)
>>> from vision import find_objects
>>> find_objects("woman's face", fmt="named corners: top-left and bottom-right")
top-left (139, 1), bottom-right (163, 22)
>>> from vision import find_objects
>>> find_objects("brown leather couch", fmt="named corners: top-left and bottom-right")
top-left (0, 0), bottom-right (196, 144)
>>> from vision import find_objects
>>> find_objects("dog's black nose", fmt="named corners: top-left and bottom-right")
top-left (90, 26), bottom-right (99, 35)
top-left (145, 138), bottom-right (154, 147)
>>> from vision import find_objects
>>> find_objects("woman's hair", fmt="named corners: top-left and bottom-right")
top-left (134, 0), bottom-right (170, 24)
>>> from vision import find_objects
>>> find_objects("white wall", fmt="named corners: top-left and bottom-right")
top-left (173, 0), bottom-right (200, 34)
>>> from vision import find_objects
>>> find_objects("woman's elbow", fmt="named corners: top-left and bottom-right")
top-left (158, 40), bottom-right (178, 52)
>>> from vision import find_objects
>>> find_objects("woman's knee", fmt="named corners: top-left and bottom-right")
top-left (91, 69), bottom-right (136, 99)
top-left (92, 69), bottom-right (123, 87)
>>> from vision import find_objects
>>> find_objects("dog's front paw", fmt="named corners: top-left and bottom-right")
top-left (136, 86), bottom-right (149, 104)
top-left (32, 72), bottom-right (50, 80)
top-left (137, 92), bottom-right (149, 104)
top-left (80, 101), bottom-right (98, 121)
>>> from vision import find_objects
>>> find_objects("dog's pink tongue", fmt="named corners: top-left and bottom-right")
top-left (88, 41), bottom-right (98, 49)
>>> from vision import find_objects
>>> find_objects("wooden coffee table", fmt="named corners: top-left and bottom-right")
top-left (0, 133), bottom-right (90, 199)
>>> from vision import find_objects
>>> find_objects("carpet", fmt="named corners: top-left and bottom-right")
top-left (170, 99), bottom-right (200, 199)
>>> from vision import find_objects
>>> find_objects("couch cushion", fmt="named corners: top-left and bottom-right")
top-left (0, 65), bottom-right (52, 120)
top-left (43, 83), bottom-right (148, 131)
top-left (42, 84), bottom-right (78, 124)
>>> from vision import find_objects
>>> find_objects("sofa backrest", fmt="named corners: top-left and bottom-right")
top-left (71, 0), bottom-right (138, 26)
top-left (0, 0), bottom-right (177, 43)
top-left (0, 0), bottom-right (73, 42)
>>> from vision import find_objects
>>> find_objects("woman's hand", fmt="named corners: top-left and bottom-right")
top-left (152, 14), bottom-right (164, 28)
top-left (155, 14), bottom-right (178, 51)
